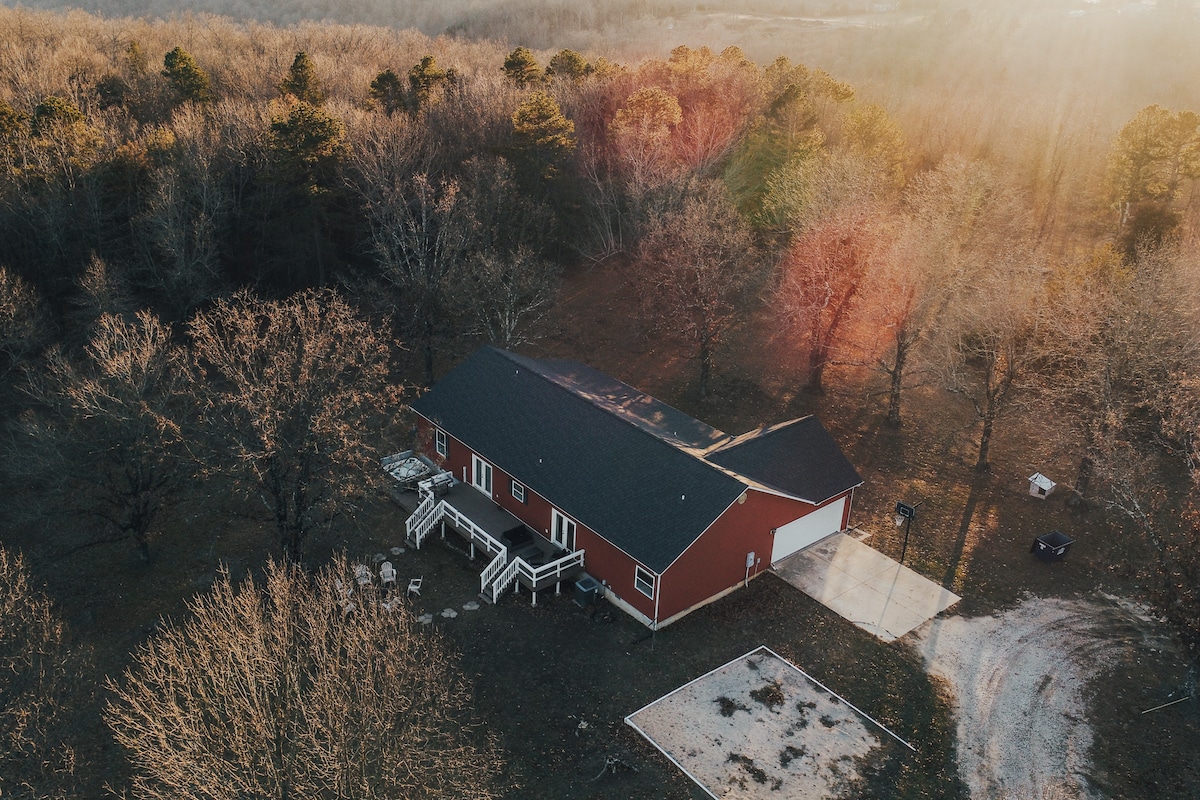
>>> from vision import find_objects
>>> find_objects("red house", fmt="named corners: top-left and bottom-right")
top-left (406, 347), bottom-right (862, 630)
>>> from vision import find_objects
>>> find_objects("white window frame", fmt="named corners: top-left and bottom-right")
top-left (511, 480), bottom-right (526, 503)
top-left (634, 565), bottom-right (655, 598)
top-left (434, 429), bottom-right (447, 458)
top-left (550, 508), bottom-right (576, 551)
top-left (470, 454), bottom-right (492, 496)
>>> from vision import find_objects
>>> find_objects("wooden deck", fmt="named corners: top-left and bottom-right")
top-left (422, 483), bottom-right (583, 599)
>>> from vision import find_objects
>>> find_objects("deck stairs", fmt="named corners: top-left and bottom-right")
top-left (403, 480), bottom-right (585, 605)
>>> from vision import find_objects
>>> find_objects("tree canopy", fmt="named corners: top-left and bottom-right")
top-left (187, 289), bottom-right (395, 560)
top-left (106, 556), bottom-right (503, 800)
top-left (279, 50), bottom-right (325, 105)
top-left (162, 46), bottom-right (214, 104)
top-left (502, 46), bottom-right (542, 86)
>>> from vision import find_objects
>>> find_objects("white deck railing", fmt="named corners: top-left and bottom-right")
top-left (442, 505), bottom-right (504, 555)
top-left (404, 489), bottom-right (585, 603)
top-left (487, 549), bottom-right (586, 604)
top-left (407, 499), bottom-right (446, 548)
top-left (480, 549), bottom-right (508, 594)
top-left (404, 492), bottom-right (439, 542)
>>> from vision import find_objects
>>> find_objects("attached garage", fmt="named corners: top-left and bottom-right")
top-left (770, 497), bottom-right (847, 563)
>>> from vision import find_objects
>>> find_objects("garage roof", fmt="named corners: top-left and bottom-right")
top-left (706, 418), bottom-right (863, 505)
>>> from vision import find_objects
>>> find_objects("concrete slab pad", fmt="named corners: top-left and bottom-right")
top-left (626, 646), bottom-right (908, 799)
top-left (783, 558), bottom-right (861, 603)
top-left (774, 533), bottom-right (960, 642)
top-left (831, 582), bottom-right (934, 641)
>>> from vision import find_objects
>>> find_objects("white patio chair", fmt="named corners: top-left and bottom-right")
top-left (354, 563), bottom-right (371, 587)
top-left (407, 576), bottom-right (423, 597)
top-left (380, 561), bottom-right (396, 588)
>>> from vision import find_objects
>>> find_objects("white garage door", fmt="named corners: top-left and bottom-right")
top-left (771, 498), bottom-right (847, 564)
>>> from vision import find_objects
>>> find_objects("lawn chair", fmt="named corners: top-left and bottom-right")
top-left (354, 563), bottom-right (372, 587)
top-left (407, 576), bottom-right (423, 597)
top-left (380, 561), bottom-right (396, 588)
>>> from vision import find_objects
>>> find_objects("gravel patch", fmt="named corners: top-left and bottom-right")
top-left (910, 595), bottom-right (1166, 800)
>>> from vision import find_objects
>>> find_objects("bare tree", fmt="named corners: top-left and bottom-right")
top-left (862, 156), bottom-right (1007, 426)
top-left (0, 265), bottom-right (50, 379)
top-left (0, 546), bottom-right (87, 800)
top-left (460, 246), bottom-right (559, 348)
top-left (1162, 369), bottom-right (1200, 667)
top-left (1041, 242), bottom-right (1200, 504)
top-left (187, 289), bottom-right (396, 560)
top-left (10, 309), bottom-right (186, 560)
top-left (105, 555), bottom-right (503, 800)
top-left (608, 86), bottom-right (684, 193)
top-left (1032, 241), bottom-right (1200, 665)
top-left (936, 245), bottom-right (1048, 471)
top-left (635, 180), bottom-right (761, 398)
top-left (453, 156), bottom-right (560, 347)
top-left (775, 202), bottom-right (889, 393)
top-left (348, 125), bottom-right (477, 385)
top-left (131, 105), bottom-right (230, 320)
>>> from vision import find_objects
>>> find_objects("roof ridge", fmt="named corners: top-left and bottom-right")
top-left (492, 348), bottom-right (746, 488)
top-left (708, 415), bottom-right (815, 454)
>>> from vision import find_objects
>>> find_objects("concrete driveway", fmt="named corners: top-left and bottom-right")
top-left (774, 533), bottom-right (960, 642)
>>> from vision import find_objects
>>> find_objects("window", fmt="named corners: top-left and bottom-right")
top-left (551, 508), bottom-right (576, 551)
top-left (511, 480), bottom-right (526, 503)
top-left (470, 454), bottom-right (492, 496)
top-left (434, 429), bottom-right (447, 458)
top-left (634, 566), bottom-right (655, 598)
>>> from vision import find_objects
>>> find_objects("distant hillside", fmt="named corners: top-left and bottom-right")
top-left (11, 0), bottom-right (1198, 121)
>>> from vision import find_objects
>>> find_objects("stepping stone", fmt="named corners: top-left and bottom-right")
top-left (390, 546), bottom-right (405, 555)
top-left (417, 613), bottom-right (434, 625)
top-left (440, 608), bottom-right (458, 619)
top-left (372, 552), bottom-right (386, 563)
top-left (462, 601), bottom-right (481, 612)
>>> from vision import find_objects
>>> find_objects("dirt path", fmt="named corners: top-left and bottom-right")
top-left (910, 595), bottom-right (1169, 800)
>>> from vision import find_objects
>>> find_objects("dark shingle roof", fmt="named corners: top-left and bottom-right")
top-left (410, 347), bottom-right (747, 572)
top-left (706, 417), bottom-right (863, 505)
top-left (512, 354), bottom-right (729, 450)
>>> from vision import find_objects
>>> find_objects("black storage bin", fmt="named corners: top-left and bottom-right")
top-left (1031, 530), bottom-right (1074, 561)
top-left (574, 576), bottom-right (602, 607)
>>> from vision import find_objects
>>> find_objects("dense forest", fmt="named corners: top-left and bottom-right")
top-left (1, 2), bottom-right (1199, 798)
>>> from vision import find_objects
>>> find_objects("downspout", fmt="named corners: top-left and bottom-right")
top-left (844, 488), bottom-right (856, 531)
top-left (652, 571), bottom-right (661, 632)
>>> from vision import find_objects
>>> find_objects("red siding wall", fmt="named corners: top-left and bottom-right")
top-left (572, 528), bottom-right (656, 620)
top-left (657, 489), bottom-right (852, 623)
